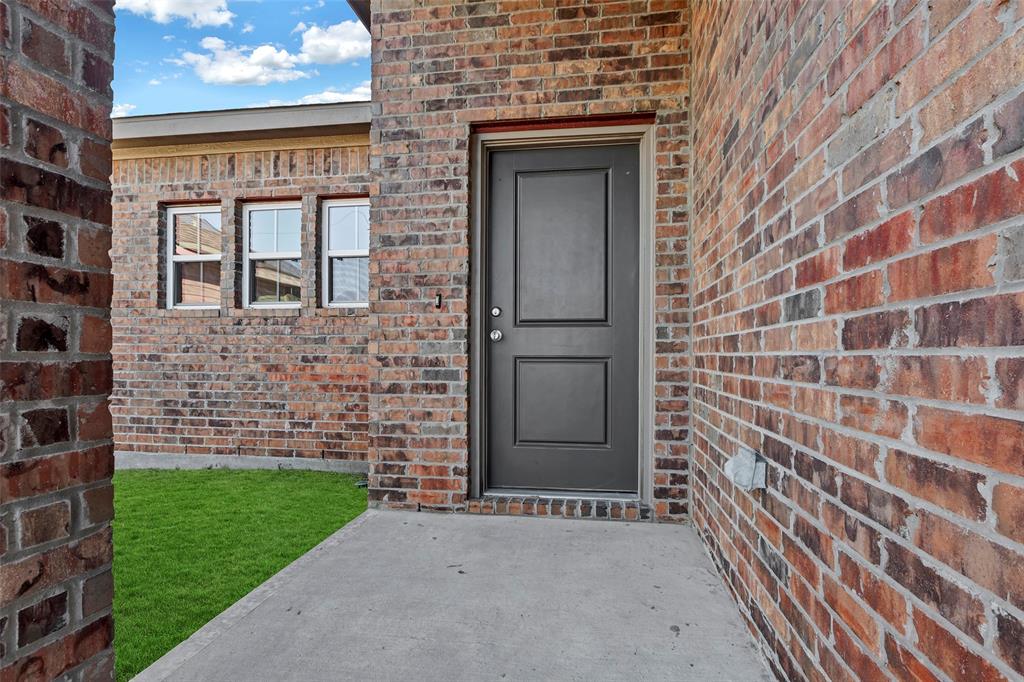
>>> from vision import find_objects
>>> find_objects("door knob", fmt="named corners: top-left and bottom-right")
top-left (489, 329), bottom-right (503, 342)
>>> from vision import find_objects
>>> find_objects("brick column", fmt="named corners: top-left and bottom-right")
top-left (1, 0), bottom-right (116, 678)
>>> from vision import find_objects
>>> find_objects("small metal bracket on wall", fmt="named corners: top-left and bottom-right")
top-left (724, 447), bottom-right (768, 491)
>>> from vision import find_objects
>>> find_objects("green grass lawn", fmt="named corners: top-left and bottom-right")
top-left (112, 469), bottom-right (367, 681)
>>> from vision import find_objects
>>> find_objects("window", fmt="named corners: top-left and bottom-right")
top-left (243, 202), bottom-right (302, 307)
top-left (322, 198), bottom-right (369, 307)
top-left (167, 205), bottom-right (222, 309)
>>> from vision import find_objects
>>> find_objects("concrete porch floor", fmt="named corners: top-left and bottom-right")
top-left (136, 510), bottom-right (769, 681)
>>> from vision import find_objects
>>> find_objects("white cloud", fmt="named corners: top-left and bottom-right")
top-left (115, 0), bottom-right (234, 28)
top-left (297, 20), bottom-right (369, 64)
top-left (241, 22), bottom-right (254, 33)
top-left (176, 17), bottom-right (368, 87)
top-left (180, 36), bottom-right (310, 85)
top-left (162, 34), bottom-right (175, 41)
top-left (148, 78), bottom-right (162, 85)
top-left (112, 103), bottom-right (138, 117)
top-left (249, 82), bottom-right (371, 107)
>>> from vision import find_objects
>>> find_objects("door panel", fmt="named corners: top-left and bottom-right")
top-left (486, 144), bottom-right (640, 493)
top-left (516, 357), bottom-right (609, 446)
top-left (516, 170), bottom-right (608, 324)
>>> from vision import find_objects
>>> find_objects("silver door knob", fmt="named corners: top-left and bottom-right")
top-left (489, 329), bottom-right (503, 342)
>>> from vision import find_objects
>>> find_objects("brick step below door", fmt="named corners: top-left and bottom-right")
top-left (466, 496), bottom-right (653, 522)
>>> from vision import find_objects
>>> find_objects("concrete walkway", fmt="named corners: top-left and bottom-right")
top-left (137, 510), bottom-right (769, 681)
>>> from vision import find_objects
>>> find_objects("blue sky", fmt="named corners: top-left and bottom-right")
top-left (112, 0), bottom-right (370, 117)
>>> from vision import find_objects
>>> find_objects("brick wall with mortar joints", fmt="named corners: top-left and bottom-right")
top-left (691, 0), bottom-right (1024, 680)
top-left (0, 0), bottom-right (117, 677)
top-left (110, 145), bottom-right (373, 463)
top-left (368, 0), bottom-right (691, 520)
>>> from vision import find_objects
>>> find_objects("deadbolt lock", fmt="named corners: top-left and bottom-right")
top-left (490, 306), bottom-right (502, 317)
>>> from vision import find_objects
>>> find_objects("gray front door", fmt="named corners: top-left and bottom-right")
top-left (486, 144), bottom-right (640, 493)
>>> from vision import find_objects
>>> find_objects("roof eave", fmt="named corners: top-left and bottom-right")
top-left (348, 0), bottom-right (371, 30)
top-left (112, 101), bottom-right (371, 142)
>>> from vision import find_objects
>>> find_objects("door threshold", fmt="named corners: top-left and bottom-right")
top-left (483, 489), bottom-right (641, 501)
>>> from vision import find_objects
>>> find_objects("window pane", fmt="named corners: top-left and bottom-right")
top-left (250, 259), bottom-right (301, 304)
top-left (356, 205), bottom-right (369, 250)
top-left (329, 257), bottom-right (368, 303)
top-left (197, 213), bottom-right (222, 255)
top-left (276, 208), bottom-right (301, 252)
top-left (251, 259), bottom-right (278, 303)
top-left (249, 210), bottom-right (275, 252)
top-left (328, 204), bottom-right (368, 251)
top-left (279, 258), bottom-right (301, 301)
top-left (175, 261), bottom-right (220, 305)
top-left (328, 205), bottom-right (358, 251)
top-left (174, 213), bottom-right (199, 255)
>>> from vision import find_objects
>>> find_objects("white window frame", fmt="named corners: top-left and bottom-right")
top-left (242, 201), bottom-right (303, 309)
top-left (166, 204), bottom-right (222, 310)
top-left (321, 197), bottom-right (370, 309)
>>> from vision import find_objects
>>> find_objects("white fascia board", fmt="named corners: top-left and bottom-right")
top-left (113, 102), bottom-right (371, 141)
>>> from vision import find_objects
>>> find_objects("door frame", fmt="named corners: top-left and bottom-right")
top-left (469, 123), bottom-right (656, 503)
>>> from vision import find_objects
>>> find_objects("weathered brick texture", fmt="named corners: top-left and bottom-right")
top-left (691, 0), bottom-right (1024, 679)
top-left (368, 0), bottom-right (690, 519)
top-left (110, 145), bottom-right (372, 462)
top-left (0, 0), bottom-right (116, 677)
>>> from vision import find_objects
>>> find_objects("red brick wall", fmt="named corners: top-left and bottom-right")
top-left (368, 1), bottom-right (690, 518)
top-left (1, 0), bottom-right (116, 677)
top-left (691, 0), bottom-right (1024, 679)
top-left (110, 144), bottom-right (372, 463)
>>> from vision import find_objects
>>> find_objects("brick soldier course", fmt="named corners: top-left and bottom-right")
top-left (1, 0), bottom-right (116, 677)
